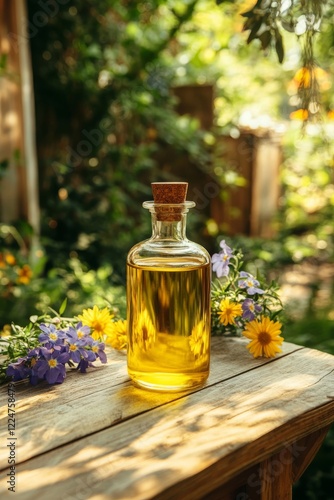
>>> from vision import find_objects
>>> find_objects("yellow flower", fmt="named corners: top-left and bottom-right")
top-left (242, 315), bottom-right (284, 358)
top-left (4, 253), bottom-right (16, 266)
top-left (17, 265), bottom-right (33, 284)
top-left (105, 319), bottom-right (127, 350)
top-left (0, 252), bottom-right (14, 267)
top-left (0, 324), bottom-right (11, 338)
top-left (218, 298), bottom-right (242, 326)
top-left (78, 305), bottom-right (114, 341)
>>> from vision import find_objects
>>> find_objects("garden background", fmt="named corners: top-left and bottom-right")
top-left (0, 1), bottom-right (334, 498)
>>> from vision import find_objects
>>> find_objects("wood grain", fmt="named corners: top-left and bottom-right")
top-left (260, 451), bottom-right (292, 500)
top-left (0, 341), bottom-right (332, 500)
top-left (0, 338), bottom-right (301, 465)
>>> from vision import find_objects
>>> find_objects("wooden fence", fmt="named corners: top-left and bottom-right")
top-left (173, 85), bottom-right (282, 238)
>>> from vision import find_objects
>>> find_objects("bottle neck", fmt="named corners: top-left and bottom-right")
top-left (143, 201), bottom-right (195, 242)
top-left (152, 214), bottom-right (187, 241)
top-left (151, 213), bottom-right (187, 241)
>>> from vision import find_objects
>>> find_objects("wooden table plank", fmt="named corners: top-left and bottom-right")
top-left (1, 343), bottom-right (333, 500)
top-left (0, 338), bottom-right (302, 465)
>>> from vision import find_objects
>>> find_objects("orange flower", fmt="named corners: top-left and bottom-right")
top-left (0, 253), bottom-right (6, 268)
top-left (5, 254), bottom-right (16, 265)
top-left (289, 109), bottom-right (308, 121)
top-left (0, 252), bottom-right (17, 267)
top-left (327, 110), bottom-right (334, 121)
top-left (17, 265), bottom-right (33, 285)
top-left (293, 66), bottom-right (329, 89)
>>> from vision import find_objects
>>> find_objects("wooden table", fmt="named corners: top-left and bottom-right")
top-left (1, 337), bottom-right (334, 499)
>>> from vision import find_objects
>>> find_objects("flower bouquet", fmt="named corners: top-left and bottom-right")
top-left (211, 240), bottom-right (284, 358)
top-left (0, 301), bottom-right (127, 386)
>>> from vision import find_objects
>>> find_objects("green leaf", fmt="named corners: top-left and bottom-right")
top-left (0, 53), bottom-right (7, 69)
top-left (275, 29), bottom-right (284, 63)
top-left (13, 149), bottom-right (21, 162)
top-left (0, 159), bottom-right (9, 176)
top-left (242, 16), bottom-right (256, 32)
top-left (258, 30), bottom-right (272, 50)
top-left (247, 18), bottom-right (264, 44)
top-left (59, 297), bottom-right (68, 316)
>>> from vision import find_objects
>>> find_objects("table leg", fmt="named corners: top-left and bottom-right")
top-left (245, 425), bottom-right (331, 500)
top-left (202, 425), bottom-right (331, 500)
top-left (258, 451), bottom-right (292, 500)
top-left (292, 425), bottom-right (331, 483)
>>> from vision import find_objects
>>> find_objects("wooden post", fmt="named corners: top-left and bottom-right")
top-left (251, 132), bottom-right (282, 237)
top-left (259, 451), bottom-right (293, 500)
top-left (210, 129), bottom-right (282, 238)
top-left (0, 0), bottom-right (40, 236)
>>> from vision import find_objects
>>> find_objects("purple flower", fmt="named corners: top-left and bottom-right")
top-left (90, 341), bottom-right (107, 364)
top-left (6, 357), bottom-right (30, 381)
top-left (35, 349), bottom-right (70, 384)
top-left (238, 271), bottom-right (264, 295)
top-left (66, 322), bottom-right (91, 342)
top-left (26, 347), bottom-right (45, 385)
top-left (219, 240), bottom-right (233, 254)
top-left (242, 298), bottom-right (262, 321)
top-left (27, 347), bottom-right (42, 359)
top-left (66, 323), bottom-right (92, 363)
top-left (77, 358), bottom-right (95, 373)
top-left (38, 323), bottom-right (67, 346)
top-left (212, 240), bottom-right (233, 278)
top-left (67, 344), bottom-right (82, 363)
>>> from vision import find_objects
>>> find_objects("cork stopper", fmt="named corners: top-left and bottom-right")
top-left (151, 182), bottom-right (188, 221)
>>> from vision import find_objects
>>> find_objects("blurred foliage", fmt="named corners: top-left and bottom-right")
top-left (167, 0), bottom-right (290, 126)
top-left (239, 0), bottom-right (330, 121)
top-left (28, 0), bottom-right (212, 283)
top-left (278, 124), bottom-right (334, 263)
top-left (0, 223), bottom-right (125, 328)
top-left (27, 0), bottom-right (334, 284)
top-left (240, 0), bottom-right (325, 61)
top-left (27, 0), bottom-right (334, 280)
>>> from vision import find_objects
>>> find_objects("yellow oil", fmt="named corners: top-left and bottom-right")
top-left (127, 261), bottom-right (211, 391)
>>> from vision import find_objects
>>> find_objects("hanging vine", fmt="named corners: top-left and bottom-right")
top-left (217, 0), bottom-right (330, 120)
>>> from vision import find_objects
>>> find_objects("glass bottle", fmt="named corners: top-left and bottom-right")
top-left (126, 182), bottom-right (211, 392)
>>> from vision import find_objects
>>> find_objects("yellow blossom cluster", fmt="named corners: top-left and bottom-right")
top-left (0, 252), bottom-right (33, 286)
top-left (217, 298), bottom-right (283, 359)
top-left (78, 305), bottom-right (127, 349)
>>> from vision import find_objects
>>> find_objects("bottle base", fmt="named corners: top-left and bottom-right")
top-left (128, 370), bottom-right (209, 392)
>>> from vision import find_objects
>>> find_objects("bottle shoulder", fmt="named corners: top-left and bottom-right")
top-left (127, 238), bottom-right (211, 269)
